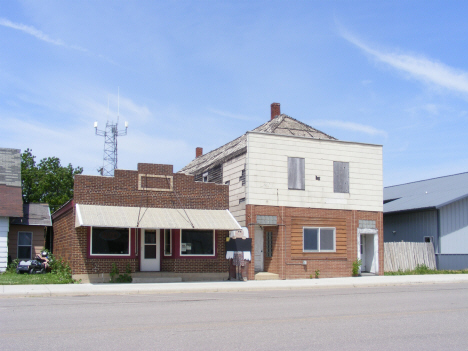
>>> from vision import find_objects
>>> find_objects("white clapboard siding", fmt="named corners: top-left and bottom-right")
top-left (223, 153), bottom-right (247, 226)
top-left (246, 132), bottom-right (383, 212)
top-left (384, 242), bottom-right (437, 272)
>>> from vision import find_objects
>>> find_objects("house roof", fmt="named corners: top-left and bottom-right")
top-left (0, 148), bottom-right (21, 187)
top-left (179, 114), bottom-right (336, 175)
top-left (384, 172), bottom-right (468, 213)
top-left (10, 203), bottom-right (52, 226)
top-left (0, 148), bottom-right (23, 217)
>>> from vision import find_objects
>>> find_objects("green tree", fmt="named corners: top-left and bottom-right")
top-left (21, 149), bottom-right (83, 213)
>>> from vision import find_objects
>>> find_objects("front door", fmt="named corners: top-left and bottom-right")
top-left (140, 229), bottom-right (160, 271)
top-left (360, 235), bottom-right (366, 272)
top-left (254, 226), bottom-right (264, 272)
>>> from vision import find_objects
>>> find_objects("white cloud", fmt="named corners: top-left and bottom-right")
top-left (0, 17), bottom-right (87, 52)
top-left (312, 119), bottom-right (388, 137)
top-left (341, 31), bottom-right (468, 96)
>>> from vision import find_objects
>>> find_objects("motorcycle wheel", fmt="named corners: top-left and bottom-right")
top-left (29, 268), bottom-right (36, 274)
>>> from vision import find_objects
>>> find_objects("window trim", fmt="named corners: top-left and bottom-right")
top-left (89, 227), bottom-right (132, 257)
top-left (303, 227), bottom-right (336, 253)
top-left (164, 229), bottom-right (172, 256)
top-left (180, 229), bottom-right (216, 257)
top-left (17, 231), bottom-right (33, 260)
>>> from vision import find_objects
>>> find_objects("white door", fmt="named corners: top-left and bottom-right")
top-left (140, 229), bottom-right (160, 271)
top-left (254, 226), bottom-right (264, 272)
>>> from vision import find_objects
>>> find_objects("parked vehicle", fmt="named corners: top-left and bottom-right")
top-left (16, 251), bottom-right (49, 274)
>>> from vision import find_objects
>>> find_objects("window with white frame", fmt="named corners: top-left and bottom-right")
top-left (91, 227), bottom-right (130, 255)
top-left (17, 232), bottom-right (33, 259)
top-left (288, 157), bottom-right (305, 190)
top-left (303, 227), bottom-right (336, 252)
top-left (164, 229), bottom-right (172, 256)
top-left (180, 229), bottom-right (214, 256)
top-left (266, 231), bottom-right (273, 258)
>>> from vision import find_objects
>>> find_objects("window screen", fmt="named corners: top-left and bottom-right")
top-left (18, 232), bottom-right (32, 259)
top-left (288, 157), bottom-right (305, 190)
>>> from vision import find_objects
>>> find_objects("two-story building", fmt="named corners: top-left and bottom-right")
top-left (180, 103), bottom-right (383, 279)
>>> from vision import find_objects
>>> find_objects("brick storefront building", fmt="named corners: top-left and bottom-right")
top-left (180, 103), bottom-right (384, 280)
top-left (52, 163), bottom-right (240, 281)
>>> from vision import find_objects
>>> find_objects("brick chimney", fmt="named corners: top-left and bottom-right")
top-left (196, 147), bottom-right (203, 158)
top-left (271, 102), bottom-right (280, 120)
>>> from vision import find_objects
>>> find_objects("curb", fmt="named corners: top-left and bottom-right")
top-left (1, 275), bottom-right (468, 298)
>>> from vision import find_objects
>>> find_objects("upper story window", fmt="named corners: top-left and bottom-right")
top-left (333, 161), bottom-right (349, 193)
top-left (202, 172), bottom-right (208, 182)
top-left (288, 157), bottom-right (305, 190)
top-left (239, 169), bottom-right (246, 186)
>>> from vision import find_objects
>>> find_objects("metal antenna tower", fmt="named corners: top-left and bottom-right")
top-left (94, 90), bottom-right (128, 176)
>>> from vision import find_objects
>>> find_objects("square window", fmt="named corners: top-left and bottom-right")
top-left (181, 230), bottom-right (214, 256)
top-left (303, 227), bottom-right (336, 252)
top-left (91, 227), bottom-right (130, 255)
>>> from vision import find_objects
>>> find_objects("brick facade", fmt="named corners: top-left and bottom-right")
top-left (246, 204), bottom-right (383, 280)
top-left (52, 163), bottom-right (231, 276)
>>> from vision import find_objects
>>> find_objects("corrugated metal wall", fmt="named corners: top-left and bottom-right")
top-left (439, 197), bottom-right (468, 254)
top-left (384, 209), bottom-right (438, 251)
top-left (437, 254), bottom-right (468, 270)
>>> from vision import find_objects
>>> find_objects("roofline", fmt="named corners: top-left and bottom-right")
top-left (384, 206), bottom-right (437, 215)
top-left (384, 171), bottom-right (468, 189)
top-left (436, 193), bottom-right (468, 209)
top-left (247, 131), bottom-right (383, 147)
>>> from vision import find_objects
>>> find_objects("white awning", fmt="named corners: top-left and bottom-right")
top-left (75, 204), bottom-right (241, 230)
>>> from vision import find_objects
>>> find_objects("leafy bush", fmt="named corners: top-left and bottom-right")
top-left (352, 259), bottom-right (362, 276)
top-left (110, 263), bottom-right (132, 283)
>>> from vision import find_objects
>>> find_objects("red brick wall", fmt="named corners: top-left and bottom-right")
top-left (52, 163), bottom-right (231, 275)
top-left (74, 163), bottom-right (228, 210)
top-left (246, 205), bottom-right (383, 280)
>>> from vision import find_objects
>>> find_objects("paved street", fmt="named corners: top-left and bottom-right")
top-left (1, 282), bottom-right (468, 350)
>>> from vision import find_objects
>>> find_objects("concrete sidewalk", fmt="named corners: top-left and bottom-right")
top-left (2, 274), bottom-right (468, 298)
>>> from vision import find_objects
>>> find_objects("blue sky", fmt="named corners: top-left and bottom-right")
top-left (1, 1), bottom-right (468, 186)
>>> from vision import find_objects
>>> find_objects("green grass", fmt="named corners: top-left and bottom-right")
top-left (0, 271), bottom-right (76, 285)
top-left (0, 252), bottom-right (77, 285)
top-left (385, 264), bottom-right (468, 275)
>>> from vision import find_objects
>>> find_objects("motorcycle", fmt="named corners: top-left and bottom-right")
top-left (16, 252), bottom-right (49, 274)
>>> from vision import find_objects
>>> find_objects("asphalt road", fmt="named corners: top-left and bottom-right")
top-left (1, 283), bottom-right (467, 351)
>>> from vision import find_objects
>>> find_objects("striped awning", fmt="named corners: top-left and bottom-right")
top-left (75, 204), bottom-right (241, 230)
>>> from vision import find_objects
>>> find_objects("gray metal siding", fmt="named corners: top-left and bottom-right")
top-left (437, 254), bottom-right (468, 270)
top-left (384, 210), bottom-right (438, 252)
top-left (439, 197), bottom-right (468, 254)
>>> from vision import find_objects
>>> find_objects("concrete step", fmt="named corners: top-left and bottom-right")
top-left (255, 272), bottom-right (280, 280)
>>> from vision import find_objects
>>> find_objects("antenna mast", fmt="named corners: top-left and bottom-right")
top-left (94, 89), bottom-right (128, 176)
